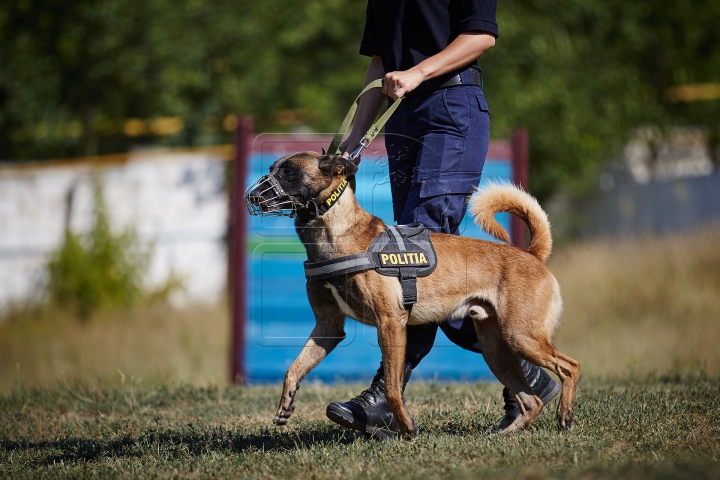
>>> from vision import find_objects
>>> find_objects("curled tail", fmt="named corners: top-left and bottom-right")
top-left (468, 182), bottom-right (553, 263)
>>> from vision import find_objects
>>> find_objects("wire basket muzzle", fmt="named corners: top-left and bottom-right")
top-left (243, 175), bottom-right (298, 217)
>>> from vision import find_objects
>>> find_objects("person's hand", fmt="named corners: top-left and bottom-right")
top-left (339, 135), bottom-right (363, 165)
top-left (383, 68), bottom-right (424, 99)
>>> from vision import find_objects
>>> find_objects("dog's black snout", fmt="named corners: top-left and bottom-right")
top-left (243, 181), bottom-right (270, 215)
top-left (247, 188), bottom-right (264, 201)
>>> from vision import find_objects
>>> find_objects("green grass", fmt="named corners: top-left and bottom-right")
top-left (1, 377), bottom-right (719, 478)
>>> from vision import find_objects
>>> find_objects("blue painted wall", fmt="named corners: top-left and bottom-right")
top-left (245, 152), bottom-right (512, 383)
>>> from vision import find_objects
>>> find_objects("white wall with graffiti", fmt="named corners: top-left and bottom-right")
top-left (0, 149), bottom-right (229, 310)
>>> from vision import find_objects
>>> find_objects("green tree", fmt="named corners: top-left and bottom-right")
top-left (2, 0), bottom-right (719, 199)
top-left (483, 0), bottom-right (720, 198)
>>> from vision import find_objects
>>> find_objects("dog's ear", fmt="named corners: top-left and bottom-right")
top-left (318, 155), bottom-right (359, 177)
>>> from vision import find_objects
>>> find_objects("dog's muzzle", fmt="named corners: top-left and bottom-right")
top-left (244, 174), bottom-right (300, 217)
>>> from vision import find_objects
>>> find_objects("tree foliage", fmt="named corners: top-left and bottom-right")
top-left (1, 0), bottom-right (719, 198)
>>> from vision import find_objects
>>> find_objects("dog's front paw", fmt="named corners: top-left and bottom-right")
top-left (273, 404), bottom-right (295, 426)
top-left (273, 389), bottom-right (297, 426)
top-left (399, 418), bottom-right (419, 440)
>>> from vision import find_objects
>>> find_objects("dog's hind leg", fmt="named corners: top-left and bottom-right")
top-left (273, 282), bottom-right (346, 426)
top-left (377, 312), bottom-right (419, 440)
top-left (472, 317), bottom-right (543, 434)
top-left (509, 336), bottom-right (580, 431)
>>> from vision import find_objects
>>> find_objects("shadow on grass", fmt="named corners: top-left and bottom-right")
top-left (428, 420), bottom-right (498, 437)
top-left (0, 425), bottom-right (365, 465)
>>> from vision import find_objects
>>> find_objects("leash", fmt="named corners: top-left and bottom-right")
top-left (245, 80), bottom-right (404, 218)
top-left (327, 79), bottom-right (404, 161)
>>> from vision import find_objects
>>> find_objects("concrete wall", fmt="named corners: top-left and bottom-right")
top-left (0, 149), bottom-right (229, 309)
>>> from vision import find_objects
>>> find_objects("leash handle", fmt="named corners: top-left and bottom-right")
top-left (328, 79), bottom-right (404, 158)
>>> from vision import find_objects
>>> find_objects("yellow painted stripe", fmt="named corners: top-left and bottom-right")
top-left (666, 83), bottom-right (720, 102)
top-left (0, 144), bottom-right (235, 173)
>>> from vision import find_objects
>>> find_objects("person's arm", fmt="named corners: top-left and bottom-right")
top-left (340, 55), bottom-right (386, 162)
top-left (382, 31), bottom-right (495, 99)
top-left (343, 32), bottom-right (495, 158)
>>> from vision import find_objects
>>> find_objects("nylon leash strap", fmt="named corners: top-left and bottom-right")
top-left (327, 79), bottom-right (405, 159)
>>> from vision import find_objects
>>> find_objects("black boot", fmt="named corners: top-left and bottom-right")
top-left (496, 359), bottom-right (560, 431)
top-left (326, 363), bottom-right (412, 440)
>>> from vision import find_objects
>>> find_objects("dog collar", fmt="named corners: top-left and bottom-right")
top-left (303, 177), bottom-right (350, 218)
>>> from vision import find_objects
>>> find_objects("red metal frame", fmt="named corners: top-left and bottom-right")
top-left (229, 116), bottom-right (253, 384)
top-left (510, 129), bottom-right (530, 248)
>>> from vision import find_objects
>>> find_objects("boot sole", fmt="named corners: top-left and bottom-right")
top-left (326, 405), bottom-right (397, 441)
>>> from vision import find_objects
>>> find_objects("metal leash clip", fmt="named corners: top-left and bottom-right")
top-left (346, 139), bottom-right (370, 162)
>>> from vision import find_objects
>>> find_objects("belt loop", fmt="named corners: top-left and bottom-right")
top-left (472, 68), bottom-right (484, 89)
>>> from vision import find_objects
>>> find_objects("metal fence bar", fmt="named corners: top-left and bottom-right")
top-left (511, 129), bottom-right (530, 247)
top-left (229, 117), bottom-right (252, 384)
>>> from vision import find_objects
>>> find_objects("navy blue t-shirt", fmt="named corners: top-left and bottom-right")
top-left (360, 0), bottom-right (498, 74)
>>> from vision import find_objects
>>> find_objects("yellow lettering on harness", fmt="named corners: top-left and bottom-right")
top-left (379, 251), bottom-right (430, 267)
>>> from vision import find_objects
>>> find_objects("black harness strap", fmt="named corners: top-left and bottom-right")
top-left (303, 252), bottom-right (377, 280)
top-left (399, 269), bottom-right (417, 310)
top-left (387, 226), bottom-right (418, 309)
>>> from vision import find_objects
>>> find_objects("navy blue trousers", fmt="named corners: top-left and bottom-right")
top-left (384, 70), bottom-right (491, 369)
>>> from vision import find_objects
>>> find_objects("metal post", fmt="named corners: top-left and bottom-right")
top-left (229, 116), bottom-right (253, 385)
top-left (510, 129), bottom-right (529, 248)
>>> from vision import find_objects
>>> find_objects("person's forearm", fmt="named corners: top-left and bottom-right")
top-left (383, 32), bottom-right (495, 99)
top-left (414, 32), bottom-right (495, 81)
top-left (346, 55), bottom-right (386, 146)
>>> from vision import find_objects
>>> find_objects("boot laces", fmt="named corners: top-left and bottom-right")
top-left (351, 381), bottom-right (385, 409)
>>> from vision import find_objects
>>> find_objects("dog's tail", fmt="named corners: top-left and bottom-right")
top-left (468, 182), bottom-right (553, 263)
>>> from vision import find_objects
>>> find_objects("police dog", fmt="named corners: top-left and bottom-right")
top-left (244, 151), bottom-right (580, 439)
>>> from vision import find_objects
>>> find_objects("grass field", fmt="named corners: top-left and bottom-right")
top-left (1, 227), bottom-right (719, 477)
top-left (1, 377), bottom-right (718, 478)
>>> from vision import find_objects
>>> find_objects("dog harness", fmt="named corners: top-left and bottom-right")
top-left (304, 224), bottom-right (437, 309)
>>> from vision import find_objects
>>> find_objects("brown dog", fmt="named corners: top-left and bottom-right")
top-left (244, 151), bottom-right (580, 439)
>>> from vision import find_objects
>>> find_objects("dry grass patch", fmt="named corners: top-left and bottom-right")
top-left (551, 225), bottom-right (720, 377)
top-left (0, 303), bottom-right (228, 394)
